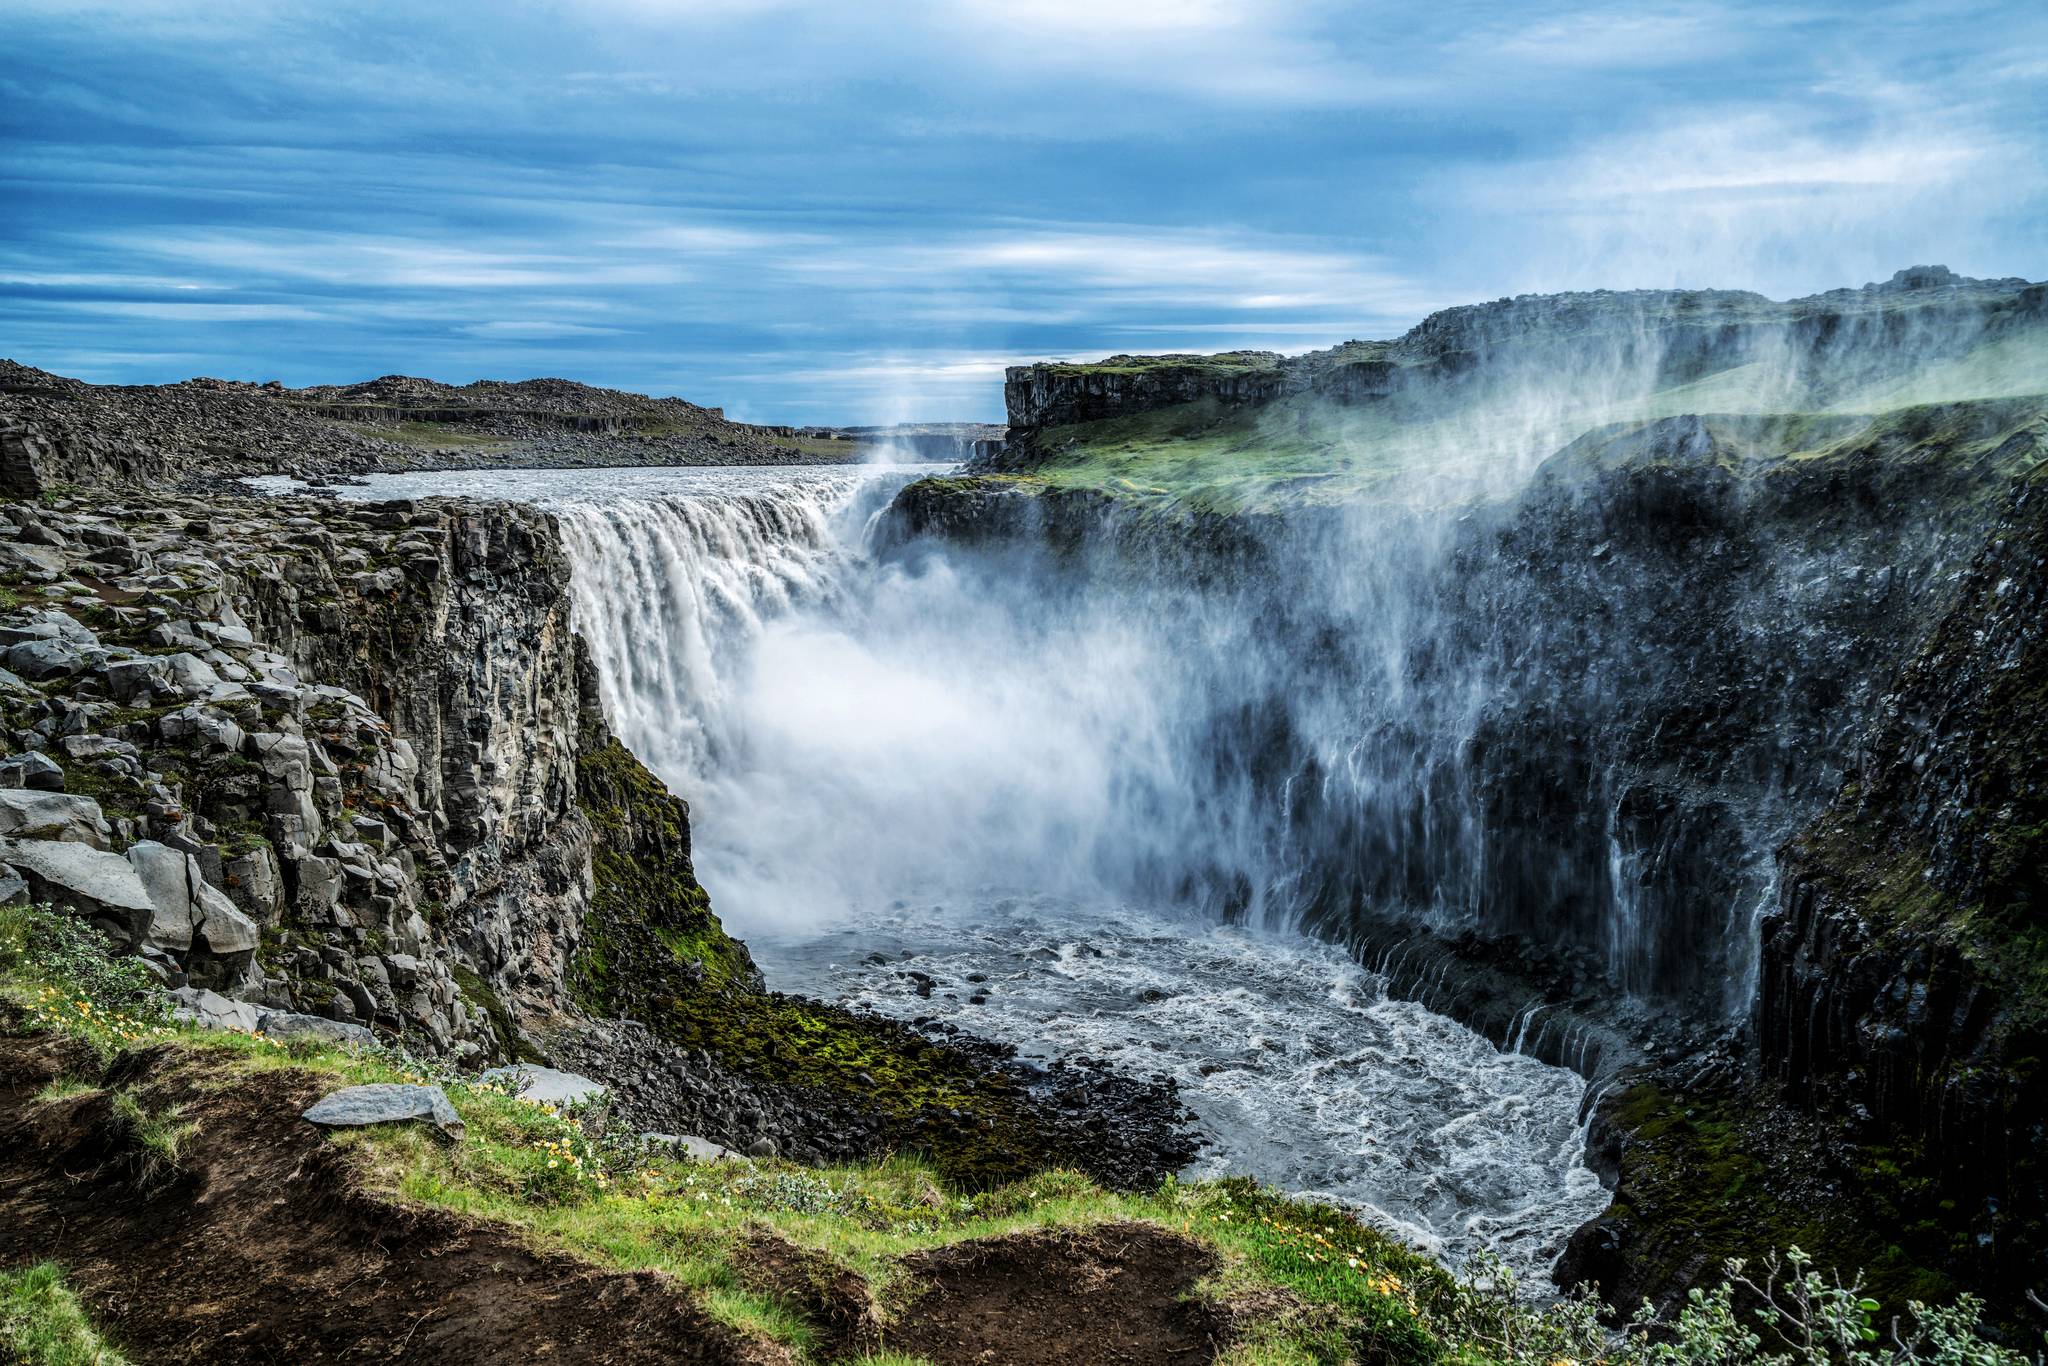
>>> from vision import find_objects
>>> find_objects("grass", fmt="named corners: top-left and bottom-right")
top-left (0, 904), bottom-right (1500, 1365)
top-left (338, 419), bottom-right (510, 449)
top-left (107, 1089), bottom-right (198, 1194)
top-left (6, 904), bottom-right (2036, 1365)
top-left (0, 1263), bottom-right (129, 1366)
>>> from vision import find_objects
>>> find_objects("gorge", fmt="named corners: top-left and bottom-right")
top-left (1, 264), bottom-right (2044, 1361)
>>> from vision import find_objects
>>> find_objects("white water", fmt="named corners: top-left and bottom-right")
top-left (310, 462), bottom-right (1610, 1280)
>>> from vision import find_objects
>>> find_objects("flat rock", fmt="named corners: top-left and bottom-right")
top-left (640, 1132), bottom-right (746, 1164)
top-left (0, 789), bottom-right (106, 846)
top-left (304, 1083), bottom-right (464, 1138)
top-left (255, 1010), bottom-right (376, 1049)
top-left (479, 1064), bottom-right (609, 1108)
top-left (169, 984), bottom-right (262, 1033)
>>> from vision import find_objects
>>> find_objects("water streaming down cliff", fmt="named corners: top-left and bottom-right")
top-left (310, 462), bottom-right (1607, 1274)
top-left (542, 465), bottom-right (1612, 1276)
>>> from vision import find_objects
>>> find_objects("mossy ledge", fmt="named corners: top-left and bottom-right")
top-left (568, 735), bottom-right (1195, 1190)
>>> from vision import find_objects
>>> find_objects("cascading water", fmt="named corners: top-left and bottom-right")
top-left (307, 461), bottom-right (1619, 1278)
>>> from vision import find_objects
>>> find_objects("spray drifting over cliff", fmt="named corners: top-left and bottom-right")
top-left (530, 463), bottom-right (1618, 1276)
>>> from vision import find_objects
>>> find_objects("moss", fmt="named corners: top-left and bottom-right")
top-left (572, 739), bottom-right (753, 994)
top-left (1599, 1083), bottom-right (1959, 1320)
top-left (451, 962), bottom-right (543, 1065)
top-left (569, 740), bottom-right (1148, 1187)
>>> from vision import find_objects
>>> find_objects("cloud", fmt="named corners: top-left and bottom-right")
top-left (459, 321), bottom-right (629, 338)
top-left (1438, 84), bottom-right (2043, 296)
top-left (2, 0), bottom-right (2042, 420)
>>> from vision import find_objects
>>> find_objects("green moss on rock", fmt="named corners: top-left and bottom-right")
top-left (568, 738), bottom-right (1163, 1186)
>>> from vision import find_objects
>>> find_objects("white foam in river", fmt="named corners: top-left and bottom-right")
top-left (301, 462), bottom-right (1613, 1282)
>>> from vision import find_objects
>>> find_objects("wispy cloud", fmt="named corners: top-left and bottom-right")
top-left (2, 0), bottom-right (2042, 420)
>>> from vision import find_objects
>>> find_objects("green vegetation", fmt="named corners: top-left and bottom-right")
top-left (339, 419), bottom-right (510, 449)
top-left (7, 901), bottom-right (2040, 1365)
top-left (571, 740), bottom-right (1104, 1186)
top-left (1597, 1083), bottom-right (1962, 1319)
top-left (0, 1263), bottom-right (130, 1366)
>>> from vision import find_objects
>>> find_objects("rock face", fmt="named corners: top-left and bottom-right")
top-left (0, 491), bottom-right (596, 1051)
top-left (0, 455), bottom-right (1199, 1193)
top-left (1002, 353), bottom-right (1295, 432)
top-left (1752, 471), bottom-right (2048, 1301)
top-left (989, 269), bottom-right (2048, 465)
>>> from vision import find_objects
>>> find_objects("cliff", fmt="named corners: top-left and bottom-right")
top-left (0, 480), bottom-right (1194, 1187)
top-left (885, 385), bottom-right (2048, 1324)
top-left (985, 268), bottom-right (2048, 504)
top-left (1555, 472), bottom-right (2046, 1319)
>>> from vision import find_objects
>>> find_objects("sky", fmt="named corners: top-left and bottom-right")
top-left (2, 1), bottom-right (2044, 424)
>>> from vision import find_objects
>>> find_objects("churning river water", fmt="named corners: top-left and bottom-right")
top-left (279, 462), bottom-right (1611, 1281)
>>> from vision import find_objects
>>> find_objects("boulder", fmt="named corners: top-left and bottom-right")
top-left (5, 638), bottom-right (84, 680)
top-left (303, 1083), bottom-right (464, 1139)
top-left (169, 984), bottom-right (262, 1032)
top-left (104, 657), bottom-right (170, 702)
top-left (479, 1064), bottom-right (609, 1109)
top-left (0, 836), bottom-right (157, 946)
top-left (161, 652), bottom-right (220, 697)
top-left (0, 789), bottom-right (110, 847)
top-left (0, 754), bottom-right (60, 794)
top-left (254, 1010), bottom-right (375, 1049)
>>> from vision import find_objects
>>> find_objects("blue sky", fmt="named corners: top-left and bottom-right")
top-left (3, 1), bottom-right (2044, 423)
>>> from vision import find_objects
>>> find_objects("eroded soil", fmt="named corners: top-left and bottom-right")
top-left (0, 1024), bottom-right (1227, 1365)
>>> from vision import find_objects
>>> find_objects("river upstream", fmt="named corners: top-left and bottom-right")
top-left (282, 463), bottom-right (1610, 1282)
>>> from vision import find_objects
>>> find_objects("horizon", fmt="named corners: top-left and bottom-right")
top-left (4, 1), bottom-right (2046, 424)
top-left (5, 258), bottom-right (2035, 430)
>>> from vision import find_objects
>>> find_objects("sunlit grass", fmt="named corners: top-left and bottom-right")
top-left (0, 1263), bottom-right (129, 1366)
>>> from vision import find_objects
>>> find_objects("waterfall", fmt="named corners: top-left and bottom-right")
top-left (327, 431), bottom-right (1908, 1030)
top-left (553, 471), bottom-right (881, 786)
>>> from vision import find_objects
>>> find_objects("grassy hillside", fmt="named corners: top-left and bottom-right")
top-left (2, 904), bottom-right (2032, 1365)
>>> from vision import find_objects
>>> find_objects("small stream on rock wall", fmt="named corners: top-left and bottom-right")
top-left (296, 462), bottom-right (1613, 1281)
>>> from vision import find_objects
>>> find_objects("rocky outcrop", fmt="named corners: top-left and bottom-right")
top-left (0, 359), bottom-right (863, 487)
top-left (1002, 353), bottom-right (1294, 433)
top-left (0, 493), bottom-right (549, 1053)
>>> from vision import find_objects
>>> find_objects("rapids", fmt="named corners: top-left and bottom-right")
top-left (303, 462), bottom-right (1612, 1281)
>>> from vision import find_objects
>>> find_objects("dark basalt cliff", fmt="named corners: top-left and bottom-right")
top-left (0, 467), bottom-right (1194, 1189)
top-left (893, 298), bottom-right (2048, 1324)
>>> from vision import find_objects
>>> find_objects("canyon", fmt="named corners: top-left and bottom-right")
top-left (0, 263), bottom-right (2043, 1357)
